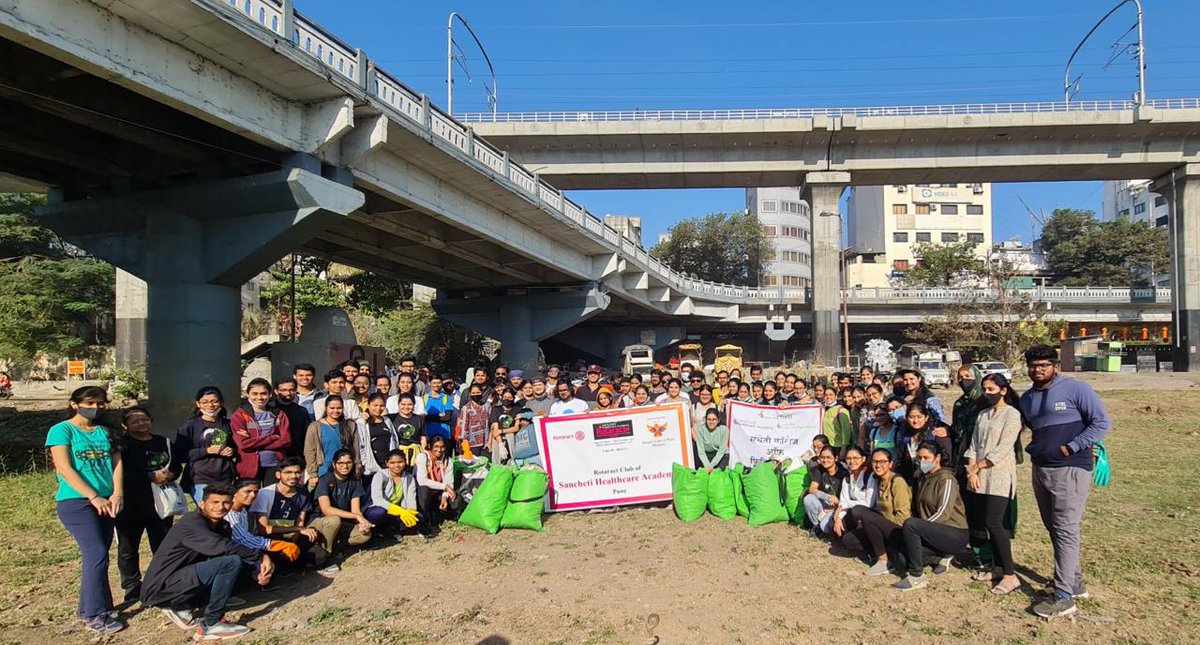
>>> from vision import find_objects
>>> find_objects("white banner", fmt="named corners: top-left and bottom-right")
top-left (726, 401), bottom-right (824, 468)
top-left (535, 403), bottom-right (693, 511)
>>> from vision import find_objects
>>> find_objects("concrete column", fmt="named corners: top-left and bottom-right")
top-left (39, 169), bottom-right (364, 423)
top-left (114, 269), bottom-right (147, 368)
top-left (1153, 165), bottom-right (1200, 371)
top-left (801, 172), bottom-right (850, 365)
top-left (497, 302), bottom-right (540, 373)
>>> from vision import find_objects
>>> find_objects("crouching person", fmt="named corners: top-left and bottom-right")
top-left (307, 449), bottom-right (373, 575)
top-left (364, 449), bottom-right (422, 541)
top-left (248, 457), bottom-right (324, 569)
top-left (892, 442), bottom-right (968, 591)
top-left (140, 483), bottom-right (274, 641)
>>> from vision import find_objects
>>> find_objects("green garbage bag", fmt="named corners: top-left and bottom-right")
top-left (706, 468), bottom-right (736, 520)
top-left (672, 463), bottom-right (709, 522)
top-left (500, 467), bottom-right (550, 532)
top-left (458, 465), bottom-right (515, 534)
top-left (729, 464), bottom-right (750, 518)
top-left (783, 465), bottom-right (811, 524)
top-left (744, 462), bottom-right (789, 527)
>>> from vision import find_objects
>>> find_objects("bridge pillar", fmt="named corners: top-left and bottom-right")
top-left (38, 169), bottom-right (364, 423)
top-left (1153, 165), bottom-right (1200, 371)
top-left (433, 285), bottom-right (612, 373)
top-left (802, 172), bottom-right (850, 365)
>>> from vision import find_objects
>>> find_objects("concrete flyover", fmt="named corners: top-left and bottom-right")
top-left (465, 102), bottom-right (1200, 189)
top-left (0, 0), bottom-right (1195, 423)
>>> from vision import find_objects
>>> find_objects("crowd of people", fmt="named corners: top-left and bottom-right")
top-left (45, 345), bottom-right (1109, 638)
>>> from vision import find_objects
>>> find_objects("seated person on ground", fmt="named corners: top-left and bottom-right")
top-left (891, 442), bottom-right (969, 592)
top-left (225, 479), bottom-right (301, 573)
top-left (803, 447), bottom-right (848, 537)
top-left (364, 449), bottom-right (422, 541)
top-left (248, 457), bottom-right (324, 567)
top-left (307, 449), bottom-right (373, 575)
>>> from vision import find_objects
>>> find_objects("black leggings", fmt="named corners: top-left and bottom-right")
top-left (983, 494), bottom-right (1015, 575)
top-left (115, 507), bottom-right (172, 597)
top-left (842, 506), bottom-right (903, 559)
top-left (899, 518), bottom-right (968, 577)
top-left (417, 485), bottom-right (451, 533)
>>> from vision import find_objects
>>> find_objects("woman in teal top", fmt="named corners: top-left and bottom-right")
top-left (695, 409), bottom-right (729, 471)
top-left (45, 386), bottom-right (125, 634)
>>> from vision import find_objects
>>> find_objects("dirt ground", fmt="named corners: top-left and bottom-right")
top-left (0, 373), bottom-right (1197, 644)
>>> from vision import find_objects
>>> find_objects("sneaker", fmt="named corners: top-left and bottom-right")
top-left (84, 616), bottom-right (126, 634)
top-left (865, 560), bottom-right (891, 577)
top-left (163, 608), bottom-right (197, 629)
top-left (1033, 596), bottom-right (1077, 619)
top-left (224, 595), bottom-right (246, 608)
top-left (891, 575), bottom-right (929, 592)
top-left (1041, 583), bottom-right (1089, 600)
top-left (259, 582), bottom-right (281, 593)
top-left (193, 620), bottom-right (251, 641)
top-left (932, 556), bottom-right (954, 575)
top-left (317, 563), bottom-right (341, 577)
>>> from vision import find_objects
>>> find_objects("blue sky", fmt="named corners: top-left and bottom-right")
top-left (300, 0), bottom-right (1198, 244)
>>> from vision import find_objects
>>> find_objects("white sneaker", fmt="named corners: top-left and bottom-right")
top-left (317, 563), bottom-right (341, 577)
top-left (163, 608), bottom-right (196, 629)
top-left (193, 620), bottom-right (251, 641)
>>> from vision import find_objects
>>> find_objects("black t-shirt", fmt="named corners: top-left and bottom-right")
top-left (393, 413), bottom-right (424, 446)
top-left (189, 421), bottom-right (236, 486)
top-left (812, 465), bottom-right (848, 498)
top-left (489, 403), bottom-right (519, 431)
top-left (315, 472), bottom-right (366, 515)
top-left (120, 434), bottom-right (173, 509)
top-left (574, 385), bottom-right (599, 402)
top-left (367, 419), bottom-right (392, 467)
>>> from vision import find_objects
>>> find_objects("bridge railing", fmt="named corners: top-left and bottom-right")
top-left (219, 2), bottom-right (1180, 309)
top-left (842, 286), bottom-right (1172, 304)
top-left (459, 98), bottom-right (1200, 123)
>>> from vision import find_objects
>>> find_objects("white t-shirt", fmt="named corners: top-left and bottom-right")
top-left (385, 394), bottom-right (425, 416)
top-left (313, 394), bottom-right (361, 422)
top-left (549, 398), bottom-right (590, 417)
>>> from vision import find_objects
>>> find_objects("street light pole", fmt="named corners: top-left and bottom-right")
top-left (1064, 0), bottom-right (1146, 105)
top-left (446, 12), bottom-right (498, 117)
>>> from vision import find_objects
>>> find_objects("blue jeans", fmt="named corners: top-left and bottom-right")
top-left (57, 498), bottom-right (115, 620)
top-left (165, 555), bottom-right (243, 627)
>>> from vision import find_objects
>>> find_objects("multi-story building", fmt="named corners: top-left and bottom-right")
top-left (1101, 179), bottom-right (1169, 228)
top-left (845, 183), bottom-right (993, 288)
top-left (604, 214), bottom-right (643, 248)
top-left (745, 187), bottom-right (813, 288)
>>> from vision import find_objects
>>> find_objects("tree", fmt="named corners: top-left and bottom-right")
top-left (650, 212), bottom-right (771, 286)
top-left (358, 301), bottom-right (485, 377)
top-left (1041, 208), bottom-right (1169, 286)
top-left (0, 194), bottom-right (114, 369)
top-left (902, 240), bottom-right (983, 287)
top-left (906, 257), bottom-right (1064, 368)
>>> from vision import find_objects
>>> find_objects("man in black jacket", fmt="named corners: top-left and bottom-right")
top-left (271, 379), bottom-right (311, 460)
top-left (141, 483), bottom-right (273, 641)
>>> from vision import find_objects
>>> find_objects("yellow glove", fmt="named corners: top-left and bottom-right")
top-left (267, 540), bottom-right (300, 562)
top-left (386, 504), bottom-right (403, 516)
top-left (396, 508), bottom-right (420, 528)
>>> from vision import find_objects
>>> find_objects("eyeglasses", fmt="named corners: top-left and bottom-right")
top-left (871, 459), bottom-right (890, 465)
top-left (334, 460), bottom-right (354, 466)
top-left (1028, 362), bottom-right (1056, 369)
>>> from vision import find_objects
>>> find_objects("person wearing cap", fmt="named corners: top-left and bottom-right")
top-left (594, 385), bottom-right (620, 411)
top-left (508, 370), bottom-right (525, 393)
top-left (575, 365), bottom-right (604, 404)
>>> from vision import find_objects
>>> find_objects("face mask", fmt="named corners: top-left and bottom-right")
top-left (959, 379), bottom-right (976, 394)
top-left (919, 461), bottom-right (936, 474)
top-left (983, 392), bottom-right (1003, 407)
top-left (77, 407), bottom-right (101, 421)
top-left (502, 398), bottom-right (514, 406)
top-left (470, 395), bottom-right (483, 404)
top-left (889, 409), bottom-right (906, 423)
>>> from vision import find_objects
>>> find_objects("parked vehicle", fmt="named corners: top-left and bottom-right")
top-left (622, 344), bottom-right (655, 379)
top-left (897, 343), bottom-right (951, 388)
top-left (972, 361), bottom-right (1014, 382)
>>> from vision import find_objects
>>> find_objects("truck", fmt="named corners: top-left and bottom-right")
top-left (621, 344), bottom-right (655, 379)
top-left (896, 343), bottom-right (951, 388)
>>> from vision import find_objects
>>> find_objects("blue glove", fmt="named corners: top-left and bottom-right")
top-left (1092, 442), bottom-right (1110, 488)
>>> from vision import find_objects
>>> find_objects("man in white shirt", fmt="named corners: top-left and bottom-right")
top-left (549, 381), bottom-right (589, 416)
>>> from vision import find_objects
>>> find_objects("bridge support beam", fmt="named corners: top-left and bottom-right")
top-left (38, 169), bottom-right (364, 422)
top-left (433, 285), bottom-right (612, 373)
top-left (802, 172), bottom-right (850, 365)
top-left (1153, 165), bottom-right (1200, 371)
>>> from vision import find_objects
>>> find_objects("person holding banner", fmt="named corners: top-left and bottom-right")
top-left (695, 409), bottom-right (729, 472)
top-left (759, 381), bottom-right (785, 407)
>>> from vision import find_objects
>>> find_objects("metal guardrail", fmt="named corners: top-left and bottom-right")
top-left (217, 2), bottom-right (1179, 310)
top-left (460, 98), bottom-right (1200, 123)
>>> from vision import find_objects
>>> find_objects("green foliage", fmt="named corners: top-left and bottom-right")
top-left (0, 194), bottom-right (114, 367)
top-left (343, 270), bottom-right (411, 316)
top-left (261, 271), bottom-right (346, 321)
top-left (1041, 208), bottom-right (1170, 286)
top-left (99, 364), bottom-right (147, 402)
top-left (649, 212), bottom-right (771, 286)
top-left (902, 240), bottom-right (983, 287)
top-left (360, 301), bottom-right (485, 376)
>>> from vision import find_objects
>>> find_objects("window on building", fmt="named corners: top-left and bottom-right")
top-left (762, 275), bottom-right (778, 287)
top-left (763, 225), bottom-right (777, 236)
top-left (915, 203), bottom-right (931, 215)
top-left (1156, 215), bottom-right (1169, 227)
top-left (892, 204), bottom-right (908, 215)
top-left (762, 200), bottom-right (777, 212)
top-left (893, 232), bottom-right (909, 243)
top-left (941, 232), bottom-right (960, 242)
top-left (1155, 195), bottom-right (1166, 207)
top-left (966, 204), bottom-right (984, 215)
top-left (916, 232), bottom-right (931, 242)
top-left (1120, 208), bottom-right (1130, 217)
top-left (893, 260), bottom-right (910, 271)
top-left (941, 204), bottom-right (959, 215)
top-left (1134, 202), bottom-right (1146, 214)
top-left (781, 275), bottom-right (806, 287)
top-left (967, 232), bottom-right (985, 244)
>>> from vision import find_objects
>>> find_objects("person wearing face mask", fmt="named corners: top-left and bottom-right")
top-left (488, 388), bottom-right (521, 464)
top-left (176, 386), bottom-right (236, 503)
top-left (456, 383), bottom-right (492, 456)
top-left (952, 364), bottom-right (984, 463)
top-left (896, 401), bottom-right (954, 484)
top-left (963, 373), bottom-right (1024, 596)
top-left (892, 442), bottom-right (968, 592)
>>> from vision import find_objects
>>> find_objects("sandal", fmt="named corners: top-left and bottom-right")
top-left (991, 576), bottom-right (1022, 595)
top-left (971, 568), bottom-right (999, 582)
